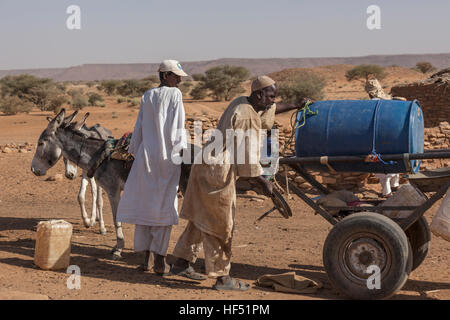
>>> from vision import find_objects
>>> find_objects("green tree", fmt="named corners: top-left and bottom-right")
top-left (278, 72), bottom-right (326, 104)
top-left (48, 95), bottom-right (67, 114)
top-left (345, 64), bottom-right (386, 81)
top-left (0, 74), bottom-right (67, 112)
top-left (71, 93), bottom-right (89, 110)
top-left (88, 92), bottom-right (104, 106)
top-left (192, 73), bottom-right (206, 82)
top-left (203, 65), bottom-right (250, 101)
top-left (0, 74), bottom-right (51, 99)
top-left (0, 96), bottom-right (34, 115)
top-left (415, 61), bottom-right (436, 74)
top-left (190, 84), bottom-right (208, 100)
top-left (116, 78), bottom-right (155, 97)
top-left (179, 81), bottom-right (193, 96)
top-left (99, 80), bottom-right (121, 95)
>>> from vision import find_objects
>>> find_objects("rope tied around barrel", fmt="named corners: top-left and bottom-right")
top-left (367, 99), bottom-right (396, 166)
top-left (281, 99), bottom-right (317, 157)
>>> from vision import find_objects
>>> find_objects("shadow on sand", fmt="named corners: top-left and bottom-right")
top-left (0, 217), bottom-right (448, 299)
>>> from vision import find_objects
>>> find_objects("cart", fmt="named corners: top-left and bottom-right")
top-left (262, 150), bottom-right (450, 300)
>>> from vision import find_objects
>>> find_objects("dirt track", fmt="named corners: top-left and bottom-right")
top-left (0, 102), bottom-right (449, 300)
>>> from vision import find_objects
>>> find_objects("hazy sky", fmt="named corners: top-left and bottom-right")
top-left (0, 0), bottom-right (449, 70)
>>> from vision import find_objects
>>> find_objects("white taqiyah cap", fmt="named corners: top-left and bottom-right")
top-left (158, 60), bottom-right (188, 77)
top-left (251, 75), bottom-right (276, 92)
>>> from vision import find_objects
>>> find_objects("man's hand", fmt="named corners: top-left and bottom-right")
top-left (297, 97), bottom-right (314, 109)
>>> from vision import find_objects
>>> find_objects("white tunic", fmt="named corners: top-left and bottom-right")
top-left (117, 86), bottom-right (187, 226)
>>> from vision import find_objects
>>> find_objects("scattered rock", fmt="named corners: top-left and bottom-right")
top-left (2, 147), bottom-right (12, 153)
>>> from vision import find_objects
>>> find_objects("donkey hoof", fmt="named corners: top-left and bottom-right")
top-left (83, 220), bottom-right (91, 228)
top-left (111, 248), bottom-right (122, 260)
top-left (100, 228), bottom-right (107, 235)
top-left (111, 252), bottom-right (122, 260)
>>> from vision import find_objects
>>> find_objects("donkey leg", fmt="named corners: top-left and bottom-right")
top-left (78, 175), bottom-right (91, 227)
top-left (97, 186), bottom-right (107, 235)
top-left (107, 190), bottom-right (125, 259)
top-left (88, 176), bottom-right (98, 228)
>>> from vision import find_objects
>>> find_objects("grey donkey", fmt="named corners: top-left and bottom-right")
top-left (51, 111), bottom-right (113, 235)
top-left (31, 109), bottom-right (191, 259)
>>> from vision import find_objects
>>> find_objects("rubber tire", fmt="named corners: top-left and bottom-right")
top-left (323, 212), bottom-right (412, 300)
top-left (405, 216), bottom-right (431, 271)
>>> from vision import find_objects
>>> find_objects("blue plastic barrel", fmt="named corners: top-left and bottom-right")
top-left (294, 100), bottom-right (424, 173)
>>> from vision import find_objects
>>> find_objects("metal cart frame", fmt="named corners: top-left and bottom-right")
top-left (269, 150), bottom-right (450, 299)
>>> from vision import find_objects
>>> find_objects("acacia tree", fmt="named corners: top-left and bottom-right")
top-left (190, 84), bottom-right (208, 100)
top-left (99, 80), bottom-right (121, 95)
top-left (202, 65), bottom-right (250, 101)
top-left (345, 64), bottom-right (386, 81)
top-left (415, 61), bottom-right (436, 74)
top-left (0, 74), bottom-right (66, 112)
top-left (278, 72), bottom-right (326, 104)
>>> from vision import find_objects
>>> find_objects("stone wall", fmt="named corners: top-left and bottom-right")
top-left (421, 121), bottom-right (450, 170)
top-left (391, 69), bottom-right (450, 127)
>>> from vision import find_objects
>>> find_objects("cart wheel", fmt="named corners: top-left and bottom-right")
top-left (323, 212), bottom-right (412, 300)
top-left (271, 188), bottom-right (292, 219)
top-left (405, 216), bottom-right (431, 271)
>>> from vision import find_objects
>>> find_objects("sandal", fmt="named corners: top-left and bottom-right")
top-left (137, 264), bottom-right (152, 273)
top-left (213, 278), bottom-right (250, 291)
top-left (170, 265), bottom-right (207, 280)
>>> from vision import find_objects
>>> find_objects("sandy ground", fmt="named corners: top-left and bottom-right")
top-left (0, 84), bottom-right (449, 301)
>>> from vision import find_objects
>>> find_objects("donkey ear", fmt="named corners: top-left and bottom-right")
top-left (63, 110), bottom-right (78, 127)
top-left (73, 112), bottom-right (90, 130)
top-left (47, 108), bottom-right (66, 132)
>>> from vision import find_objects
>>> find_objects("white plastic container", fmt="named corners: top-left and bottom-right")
top-left (34, 220), bottom-right (73, 270)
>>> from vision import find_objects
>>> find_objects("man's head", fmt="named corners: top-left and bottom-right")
top-left (158, 60), bottom-right (188, 88)
top-left (249, 75), bottom-right (277, 110)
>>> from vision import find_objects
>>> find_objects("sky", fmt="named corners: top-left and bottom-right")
top-left (0, 0), bottom-right (449, 70)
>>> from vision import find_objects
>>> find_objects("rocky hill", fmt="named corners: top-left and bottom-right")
top-left (0, 53), bottom-right (448, 81)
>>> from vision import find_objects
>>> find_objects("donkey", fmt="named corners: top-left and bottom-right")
top-left (32, 109), bottom-right (192, 259)
top-left (32, 109), bottom-right (130, 258)
top-left (57, 111), bottom-right (113, 235)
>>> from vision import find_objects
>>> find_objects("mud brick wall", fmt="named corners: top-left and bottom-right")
top-left (391, 78), bottom-right (450, 128)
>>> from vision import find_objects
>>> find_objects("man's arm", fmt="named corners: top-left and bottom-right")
top-left (275, 98), bottom-right (314, 114)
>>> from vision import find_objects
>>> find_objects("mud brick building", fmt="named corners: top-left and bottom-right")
top-left (391, 68), bottom-right (450, 127)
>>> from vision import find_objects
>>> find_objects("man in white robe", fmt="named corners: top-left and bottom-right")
top-left (117, 60), bottom-right (188, 274)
